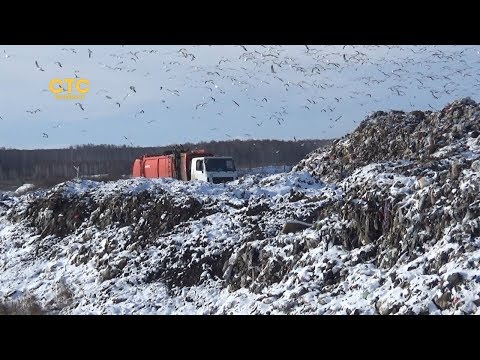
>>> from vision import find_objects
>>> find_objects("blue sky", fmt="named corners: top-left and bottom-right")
top-left (0, 45), bottom-right (479, 149)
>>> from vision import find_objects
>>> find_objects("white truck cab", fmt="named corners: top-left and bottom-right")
top-left (190, 156), bottom-right (237, 183)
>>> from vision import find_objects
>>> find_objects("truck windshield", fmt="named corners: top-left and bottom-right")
top-left (205, 158), bottom-right (236, 172)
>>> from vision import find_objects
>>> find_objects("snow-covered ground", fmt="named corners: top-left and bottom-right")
top-left (14, 184), bottom-right (35, 196)
top-left (2, 98), bottom-right (480, 314)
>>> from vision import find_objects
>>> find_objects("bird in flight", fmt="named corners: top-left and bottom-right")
top-left (35, 61), bottom-right (45, 71)
top-left (42, 133), bottom-right (49, 138)
top-left (3, 49), bottom-right (13, 59)
top-left (129, 86), bottom-right (136, 93)
top-left (54, 61), bottom-right (62, 67)
top-left (232, 100), bottom-right (240, 107)
top-left (75, 103), bottom-right (85, 111)
top-left (88, 48), bottom-right (93, 58)
top-left (26, 109), bottom-right (41, 114)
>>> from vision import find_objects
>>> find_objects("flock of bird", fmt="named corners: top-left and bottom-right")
top-left (1, 45), bottom-right (480, 148)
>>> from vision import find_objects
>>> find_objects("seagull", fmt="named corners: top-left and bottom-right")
top-left (271, 64), bottom-right (275, 73)
top-left (88, 48), bottom-right (93, 58)
top-left (232, 100), bottom-right (240, 107)
top-left (26, 109), bottom-right (41, 114)
top-left (129, 86), bottom-right (136, 93)
top-left (3, 50), bottom-right (13, 59)
top-left (75, 103), bottom-right (85, 111)
top-left (54, 61), bottom-right (62, 67)
top-left (35, 61), bottom-right (45, 71)
top-left (42, 133), bottom-right (49, 138)
top-left (115, 102), bottom-right (121, 108)
top-left (135, 109), bottom-right (145, 117)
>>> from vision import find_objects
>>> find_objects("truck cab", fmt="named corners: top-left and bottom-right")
top-left (191, 156), bottom-right (237, 183)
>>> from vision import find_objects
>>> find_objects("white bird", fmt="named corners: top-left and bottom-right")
top-left (54, 61), bottom-right (62, 67)
top-left (3, 50), bottom-right (13, 59)
top-left (88, 48), bottom-right (93, 58)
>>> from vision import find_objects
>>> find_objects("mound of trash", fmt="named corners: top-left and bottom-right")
top-left (295, 97), bottom-right (480, 182)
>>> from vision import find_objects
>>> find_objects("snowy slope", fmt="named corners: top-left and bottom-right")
top-left (1, 98), bottom-right (480, 314)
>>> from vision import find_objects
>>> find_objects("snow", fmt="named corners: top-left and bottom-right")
top-left (14, 183), bottom-right (35, 195)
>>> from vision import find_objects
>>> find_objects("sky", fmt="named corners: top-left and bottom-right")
top-left (0, 45), bottom-right (479, 149)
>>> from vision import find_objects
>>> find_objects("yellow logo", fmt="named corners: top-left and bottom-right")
top-left (49, 78), bottom-right (90, 100)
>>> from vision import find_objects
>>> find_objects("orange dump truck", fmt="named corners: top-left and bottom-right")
top-left (133, 148), bottom-right (237, 183)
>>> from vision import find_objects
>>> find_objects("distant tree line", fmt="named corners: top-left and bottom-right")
top-left (0, 139), bottom-right (330, 188)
